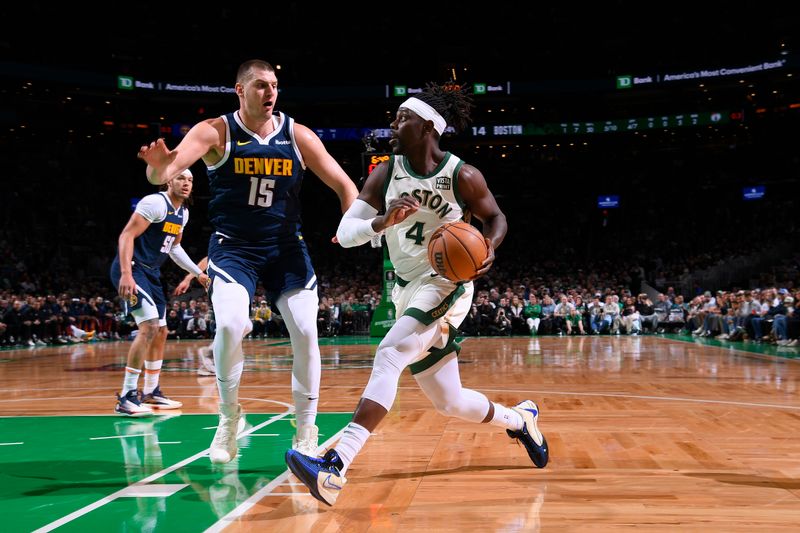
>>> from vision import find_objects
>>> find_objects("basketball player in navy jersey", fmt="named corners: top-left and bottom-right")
top-left (286, 83), bottom-right (549, 506)
top-left (111, 169), bottom-right (208, 416)
top-left (138, 59), bottom-right (358, 463)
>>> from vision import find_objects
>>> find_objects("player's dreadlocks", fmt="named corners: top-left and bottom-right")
top-left (415, 82), bottom-right (474, 134)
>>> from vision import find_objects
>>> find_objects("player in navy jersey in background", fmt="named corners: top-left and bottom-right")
top-left (111, 169), bottom-right (209, 416)
top-left (138, 59), bottom-right (358, 463)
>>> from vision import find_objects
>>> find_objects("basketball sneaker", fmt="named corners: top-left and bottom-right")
top-left (209, 403), bottom-right (242, 464)
top-left (285, 448), bottom-right (347, 506)
top-left (141, 386), bottom-right (183, 409)
top-left (506, 400), bottom-right (549, 468)
top-left (292, 424), bottom-right (319, 456)
top-left (115, 389), bottom-right (154, 417)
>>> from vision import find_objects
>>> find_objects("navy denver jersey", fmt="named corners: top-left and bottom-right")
top-left (207, 111), bottom-right (306, 242)
top-left (133, 192), bottom-right (185, 269)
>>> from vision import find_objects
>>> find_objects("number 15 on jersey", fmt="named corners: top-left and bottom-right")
top-left (248, 177), bottom-right (276, 207)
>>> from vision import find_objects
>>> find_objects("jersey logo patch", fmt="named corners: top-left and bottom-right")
top-left (275, 140), bottom-right (291, 145)
top-left (436, 177), bottom-right (451, 190)
top-left (236, 140), bottom-right (252, 146)
top-left (128, 294), bottom-right (138, 306)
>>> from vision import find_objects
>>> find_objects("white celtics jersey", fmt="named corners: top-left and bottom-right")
top-left (384, 152), bottom-right (466, 280)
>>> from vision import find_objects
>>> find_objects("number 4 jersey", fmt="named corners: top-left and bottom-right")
top-left (384, 153), bottom-right (466, 280)
top-left (130, 192), bottom-right (188, 270)
top-left (207, 111), bottom-right (306, 242)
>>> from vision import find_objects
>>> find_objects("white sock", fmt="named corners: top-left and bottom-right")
top-left (121, 367), bottom-right (141, 396)
top-left (335, 422), bottom-right (371, 475)
top-left (293, 392), bottom-right (318, 428)
top-left (143, 360), bottom-right (162, 394)
top-left (217, 360), bottom-right (244, 406)
top-left (488, 403), bottom-right (524, 431)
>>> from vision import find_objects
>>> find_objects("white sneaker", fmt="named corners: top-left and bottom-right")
top-left (292, 424), bottom-right (319, 456)
top-left (209, 404), bottom-right (242, 464)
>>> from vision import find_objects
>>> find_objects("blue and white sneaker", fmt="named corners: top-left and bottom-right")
top-left (141, 386), bottom-right (183, 409)
top-left (115, 389), bottom-right (153, 417)
top-left (285, 448), bottom-right (347, 506)
top-left (507, 400), bottom-right (549, 468)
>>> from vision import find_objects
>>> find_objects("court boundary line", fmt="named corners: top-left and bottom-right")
top-left (32, 397), bottom-right (293, 533)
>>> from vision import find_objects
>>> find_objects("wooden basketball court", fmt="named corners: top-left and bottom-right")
top-left (2, 335), bottom-right (799, 531)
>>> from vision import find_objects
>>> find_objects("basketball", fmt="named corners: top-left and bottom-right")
top-left (427, 221), bottom-right (489, 282)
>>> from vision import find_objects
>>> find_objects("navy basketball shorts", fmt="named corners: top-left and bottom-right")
top-left (206, 233), bottom-right (317, 303)
top-left (110, 259), bottom-right (167, 326)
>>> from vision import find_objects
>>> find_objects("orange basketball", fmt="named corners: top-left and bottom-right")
top-left (427, 221), bottom-right (489, 282)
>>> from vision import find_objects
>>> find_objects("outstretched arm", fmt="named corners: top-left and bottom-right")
top-left (293, 123), bottom-right (359, 213)
top-left (138, 119), bottom-right (222, 185)
top-left (457, 164), bottom-right (507, 278)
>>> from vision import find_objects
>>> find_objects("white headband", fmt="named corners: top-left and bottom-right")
top-left (400, 97), bottom-right (447, 135)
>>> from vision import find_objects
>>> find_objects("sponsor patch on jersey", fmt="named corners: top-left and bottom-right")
top-left (435, 177), bottom-right (451, 190)
top-left (275, 140), bottom-right (291, 145)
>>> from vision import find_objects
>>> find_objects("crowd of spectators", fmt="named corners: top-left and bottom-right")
top-left (3, 108), bottom-right (798, 349)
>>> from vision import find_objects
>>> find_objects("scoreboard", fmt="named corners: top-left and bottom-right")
top-left (313, 111), bottom-right (735, 142)
top-left (470, 111), bottom-right (731, 137)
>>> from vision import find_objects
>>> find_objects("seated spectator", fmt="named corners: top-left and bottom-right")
top-left (636, 294), bottom-right (658, 333)
top-left (186, 311), bottom-right (208, 339)
top-left (166, 309), bottom-right (182, 339)
top-left (523, 294), bottom-right (542, 335)
top-left (621, 297), bottom-right (641, 335)
top-left (253, 300), bottom-right (272, 338)
top-left (601, 296), bottom-right (621, 334)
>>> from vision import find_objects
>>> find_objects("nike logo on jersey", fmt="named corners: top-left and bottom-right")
top-left (236, 140), bottom-right (252, 146)
top-left (167, 211), bottom-right (174, 215)
top-left (393, 175), bottom-right (409, 180)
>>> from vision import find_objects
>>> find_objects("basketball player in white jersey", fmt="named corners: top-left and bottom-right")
top-left (286, 83), bottom-right (549, 506)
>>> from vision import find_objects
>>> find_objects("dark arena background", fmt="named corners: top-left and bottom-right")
top-left (2, 3), bottom-right (800, 531)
